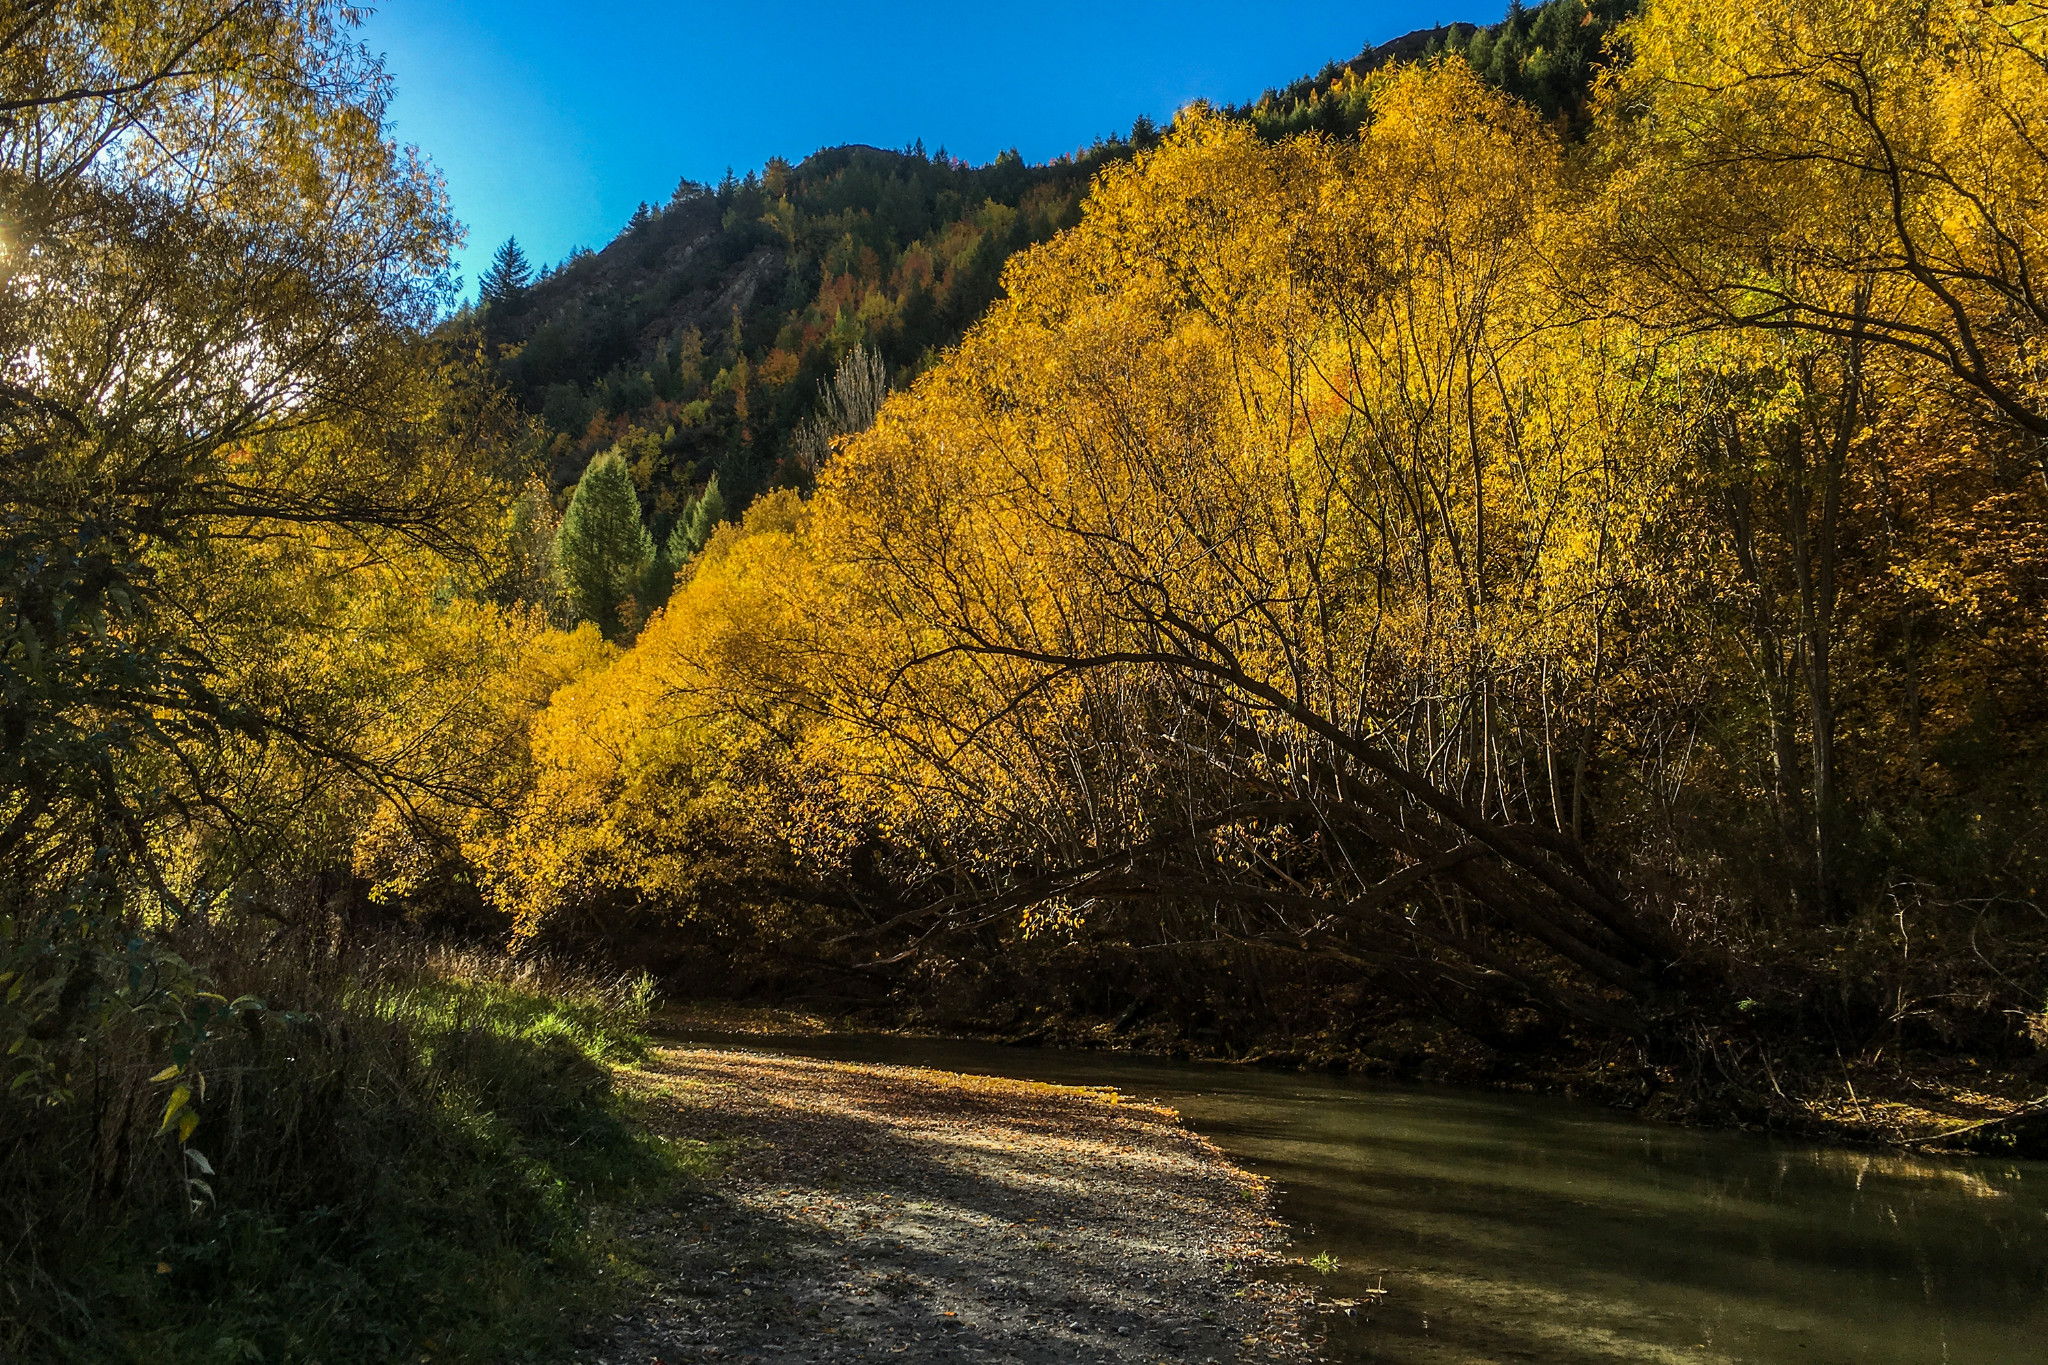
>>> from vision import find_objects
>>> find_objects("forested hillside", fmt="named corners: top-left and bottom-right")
top-left (476, 146), bottom-right (1101, 515)
top-left (481, 0), bottom-right (1635, 640)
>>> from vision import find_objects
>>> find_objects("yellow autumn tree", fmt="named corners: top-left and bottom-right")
top-left (1598, 0), bottom-right (2048, 447)
top-left (486, 24), bottom-right (2048, 1069)
top-left (475, 490), bottom-right (901, 957)
top-left (805, 68), bottom-right (1687, 1031)
top-left (1587, 0), bottom-right (2048, 918)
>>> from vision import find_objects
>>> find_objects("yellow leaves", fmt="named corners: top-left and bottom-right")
top-left (760, 194), bottom-right (798, 249)
top-left (1019, 901), bottom-right (1088, 939)
top-left (473, 489), bottom-right (858, 942)
top-left (516, 621), bottom-right (616, 709)
top-left (157, 1084), bottom-right (192, 1135)
top-left (763, 62), bottom-right (1663, 855)
top-left (1598, 0), bottom-right (2048, 433)
top-left (640, 489), bottom-right (823, 725)
top-left (1359, 58), bottom-right (1556, 204)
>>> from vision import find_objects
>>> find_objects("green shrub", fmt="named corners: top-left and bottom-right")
top-left (1, 929), bottom-right (694, 1364)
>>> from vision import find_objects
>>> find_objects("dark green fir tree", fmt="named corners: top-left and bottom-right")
top-left (556, 451), bottom-right (655, 638)
top-left (479, 236), bottom-right (533, 306)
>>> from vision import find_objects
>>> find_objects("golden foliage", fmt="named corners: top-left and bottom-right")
top-left (482, 32), bottom-right (2048, 1043)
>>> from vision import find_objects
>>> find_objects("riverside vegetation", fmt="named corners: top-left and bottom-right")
top-left (7, 0), bottom-right (2048, 1358)
top-left (484, 0), bottom-right (2048, 1142)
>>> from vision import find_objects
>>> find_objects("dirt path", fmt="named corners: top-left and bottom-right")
top-left (570, 1044), bottom-right (1324, 1365)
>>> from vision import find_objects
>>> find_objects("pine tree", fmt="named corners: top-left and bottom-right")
top-left (666, 474), bottom-right (727, 566)
top-left (480, 236), bottom-right (533, 306)
top-left (556, 451), bottom-right (655, 638)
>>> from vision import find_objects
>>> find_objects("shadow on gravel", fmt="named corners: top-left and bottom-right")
top-left (566, 1047), bottom-right (1310, 1364)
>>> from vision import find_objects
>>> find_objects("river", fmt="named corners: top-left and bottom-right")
top-left (665, 1028), bottom-right (2047, 1365)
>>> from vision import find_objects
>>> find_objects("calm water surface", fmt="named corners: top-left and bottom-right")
top-left (666, 1030), bottom-right (2046, 1365)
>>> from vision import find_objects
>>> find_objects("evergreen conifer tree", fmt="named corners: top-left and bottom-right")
top-left (556, 452), bottom-right (655, 638)
top-left (480, 237), bottom-right (533, 306)
top-left (666, 475), bottom-right (727, 566)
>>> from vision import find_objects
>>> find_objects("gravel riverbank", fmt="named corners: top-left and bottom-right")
top-left (569, 1045), bottom-right (1325, 1364)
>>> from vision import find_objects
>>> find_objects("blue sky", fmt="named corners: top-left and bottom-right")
top-left (358, 1), bottom-right (1465, 300)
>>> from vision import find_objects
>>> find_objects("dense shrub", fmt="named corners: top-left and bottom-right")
top-left (1, 924), bottom-right (682, 1365)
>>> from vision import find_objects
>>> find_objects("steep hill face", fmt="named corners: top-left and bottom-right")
top-left (479, 144), bottom-right (1112, 520)
top-left (480, 0), bottom-right (1630, 562)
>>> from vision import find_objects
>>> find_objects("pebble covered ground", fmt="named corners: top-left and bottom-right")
top-left (571, 1045), bottom-right (1323, 1365)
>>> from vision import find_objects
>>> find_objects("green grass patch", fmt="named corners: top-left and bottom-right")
top-left (4, 944), bottom-right (711, 1365)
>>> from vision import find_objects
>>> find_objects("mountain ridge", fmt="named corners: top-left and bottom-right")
top-left (475, 1), bottom-right (1630, 575)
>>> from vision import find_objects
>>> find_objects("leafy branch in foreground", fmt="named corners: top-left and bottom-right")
top-left (0, 7), bottom-right (623, 1358)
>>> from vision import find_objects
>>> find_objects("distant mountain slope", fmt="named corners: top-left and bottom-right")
top-left (480, 142), bottom-right (1117, 515)
top-left (477, 0), bottom-right (1632, 584)
top-left (1232, 0), bottom-right (1632, 138)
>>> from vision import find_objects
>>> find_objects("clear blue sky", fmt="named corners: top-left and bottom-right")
top-left (358, 1), bottom-right (1468, 300)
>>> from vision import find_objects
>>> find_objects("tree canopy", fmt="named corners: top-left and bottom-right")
top-left (0, 0), bottom-right (519, 928)
top-left (469, 4), bottom-right (2048, 1103)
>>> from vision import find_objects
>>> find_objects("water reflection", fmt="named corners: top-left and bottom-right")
top-left (664, 1031), bottom-right (2045, 1365)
